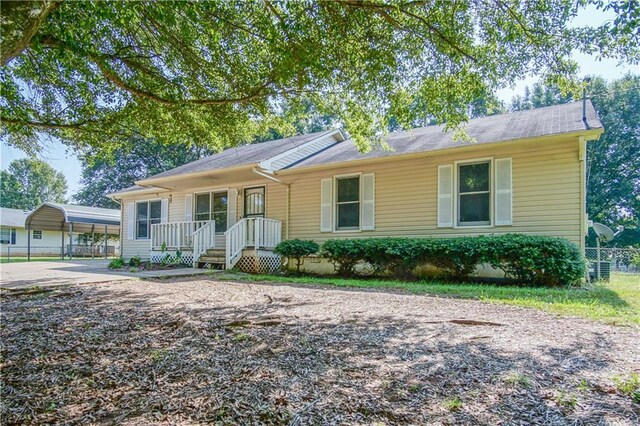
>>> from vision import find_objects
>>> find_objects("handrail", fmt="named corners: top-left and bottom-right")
top-left (151, 220), bottom-right (208, 250)
top-left (224, 217), bottom-right (282, 269)
top-left (225, 219), bottom-right (246, 270)
top-left (192, 222), bottom-right (216, 267)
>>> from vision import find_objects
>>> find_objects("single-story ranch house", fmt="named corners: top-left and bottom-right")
top-left (109, 101), bottom-right (603, 273)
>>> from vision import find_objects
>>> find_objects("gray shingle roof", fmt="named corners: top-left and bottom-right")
top-left (141, 129), bottom-right (337, 182)
top-left (0, 207), bottom-right (29, 228)
top-left (288, 101), bottom-right (602, 169)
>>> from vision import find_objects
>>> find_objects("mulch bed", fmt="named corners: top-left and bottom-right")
top-left (1, 279), bottom-right (638, 425)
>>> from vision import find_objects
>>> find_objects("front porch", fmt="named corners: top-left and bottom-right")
top-left (150, 217), bottom-right (282, 271)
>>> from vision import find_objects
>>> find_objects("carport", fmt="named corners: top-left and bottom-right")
top-left (24, 203), bottom-right (120, 260)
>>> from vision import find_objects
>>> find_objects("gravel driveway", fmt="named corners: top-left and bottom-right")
top-left (2, 277), bottom-right (638, 424)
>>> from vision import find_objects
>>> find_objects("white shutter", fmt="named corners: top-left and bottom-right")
top-left (320, 178), bottom-right (333, 232)
top-left (160, 198), bottom-right (169, 223)
top-left (437, 165), bottom-right (454, 227)
top-left (227, 189), bottom-right (238, 228)
top-left (495, 158), bottom-right (513, 225)
top-left (184, 194), bottom-right (193, 222)
top-left (127, 203), bottom-right (135, 240)
top-left (361, 173), bottom-right (375, 231)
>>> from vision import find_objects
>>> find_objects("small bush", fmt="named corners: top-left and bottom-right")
top-left (128, 256), bottom-right (141, 267)
top-left (274, 239), bottom-right (319, 272)
top-left (108, 258), bottom-right (125, 269)
top-left (319, 235), bottom-right (585, 286)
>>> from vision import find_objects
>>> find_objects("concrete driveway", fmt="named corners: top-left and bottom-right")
top-left (0, 259), bottom-right (210, 289)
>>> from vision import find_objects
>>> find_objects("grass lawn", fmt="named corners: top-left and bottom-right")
top-left (219, 272), bottom-right (640, 326)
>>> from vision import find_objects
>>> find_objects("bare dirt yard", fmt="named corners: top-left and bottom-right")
top-left (2, 277), bottom-right (639, 425)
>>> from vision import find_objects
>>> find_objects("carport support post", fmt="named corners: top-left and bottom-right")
top-left (61, 230), bottom-right (64, 259)
top-left (69, 222), bottom-right (73, 259)
top-left (104, 225), bottom-right (108, 259)
top-left (27, 226), bottom-right (31, 262)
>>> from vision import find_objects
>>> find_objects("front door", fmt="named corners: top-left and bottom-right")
top-left (244, 187), bottom-right (265, 246)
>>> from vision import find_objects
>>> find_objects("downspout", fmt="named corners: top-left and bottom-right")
top-left (252, 167), bottom-right (290, 240)
top-left (579, 136), bottom-right (587, 257)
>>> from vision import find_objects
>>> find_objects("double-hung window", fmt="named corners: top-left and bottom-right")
top-left (457, 161), bottom-right (491, 226)
top-left (136, 200), bottom-right (161, 239)
top-left (33, 230), bottom-right (43, 239)
top-left (195, 192), bottom-right (228, 233)
top-left (0, 228), bottom-right (15, 244)
top-left (335, 176), bottom-right (360, 230)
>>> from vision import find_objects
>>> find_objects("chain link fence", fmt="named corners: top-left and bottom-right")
top-left (1, 245), bottom-right (118, 262)
top-left (585, 247), bottom-right (640, 277)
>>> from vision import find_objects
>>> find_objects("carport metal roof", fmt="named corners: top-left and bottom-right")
top-left (25, 203), bottom-right (120, 234)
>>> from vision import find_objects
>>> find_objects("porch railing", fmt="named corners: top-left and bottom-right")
top-left (151, 220), bottom-right (208, 250)
top-left (225, 217), bottom-right (282, 269)
top-left (193, 221), bottom-right (216, 266)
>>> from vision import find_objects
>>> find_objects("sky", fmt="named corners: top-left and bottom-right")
top-left (1, 5), bottom-right (638, 200)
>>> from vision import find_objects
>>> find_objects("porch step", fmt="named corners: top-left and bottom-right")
top-left (197, 249), bottom-right (226, 269)
top-left (198, 255), bottom-right (226, 263)
top-left (206, 249), bottom-right (226, 256)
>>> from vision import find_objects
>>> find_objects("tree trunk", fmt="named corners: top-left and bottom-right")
top-left (1, 1), bottom-right (59, 66)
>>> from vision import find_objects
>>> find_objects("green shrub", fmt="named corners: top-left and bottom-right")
top-left (128, 256), bottom-right (141, 267)
top-left (486, 234), bottom-right (586, 286)
top-left (320, 239), bottom-right (368, 277)
top-left (319, 235), bottom-right (585, 286)
top-left (274, 239), bottom-right (319, 272)
top-left (631, 253), bottom-right (640, 269)
top-left (108, 258), bottom-right (125, 269)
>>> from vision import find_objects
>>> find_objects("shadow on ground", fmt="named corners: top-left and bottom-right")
top-left (1, 282), bottom-right (638, 425)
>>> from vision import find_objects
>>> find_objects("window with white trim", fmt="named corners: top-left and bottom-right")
top-left (136, 200), bottom-right (161, 239)
top-left (457, 161), bottom-right (491, 226)
top-left (195, 191), bottom-right (228, 233)
top-left (335, 176), bottom-right (360, 230)
top-left (0, 228), bottom-right (13, 244)
top-left (33, 230), bottom-right (43, 239)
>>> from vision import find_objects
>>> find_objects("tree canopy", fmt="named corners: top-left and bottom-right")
top-left (587, 75), bottom-right (640, 247)
top-left (0, 158), bottom-right (67, 210)
top-left (73, 140), bottom-right (213, 209)
top-left (1, 0), bottom-right (638, 155)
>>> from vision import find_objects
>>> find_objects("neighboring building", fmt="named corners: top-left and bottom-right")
top-left (109, 101), bottom-right (603, 273)
top-left (1, 207), bottom-right (66, 256)
top-left (0, 204), bottom-right (120, 257)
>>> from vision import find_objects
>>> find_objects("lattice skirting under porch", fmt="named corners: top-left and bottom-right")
top-left (234, 249), bottom-right (281, 274)
top-left (150, 250), bottom-right (194, 266)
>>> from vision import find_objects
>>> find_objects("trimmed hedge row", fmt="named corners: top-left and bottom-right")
top-left (276, 235), bottom-right (586, 286)
top-left (321, 235), bottom-right (585, 286)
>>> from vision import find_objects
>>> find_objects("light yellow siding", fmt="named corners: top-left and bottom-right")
top-left (118, 136), bottom-right (585, 259)
top-left (286, 137), bottom-right (583, 246)
top-left (119, 180), bottom-right (288, 259)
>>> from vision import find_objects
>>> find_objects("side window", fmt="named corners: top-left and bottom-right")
top-left (136, 200), bottom-right (161, 239)
top-left (33, 230), bottom-right (43, 240)
top-left (0, 228), bottom-right (10, 244)
top-left (457, 162), bottom-right (491, 226)
top-left (335, 176), bottom-right (360, 230)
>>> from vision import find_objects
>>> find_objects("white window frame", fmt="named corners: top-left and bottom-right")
top-left (135, 199), bottom-right (162, 240)
top-left (453, 158), bottom-right (494, 229)
top-left (0, 227), bottom-right (14, 245)
top-left (193, 189), bottom-right (229, 234)
top-left (333, 173), bottom-right (362, 232)
top-left (33, 230), bottom-right (43, 240)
